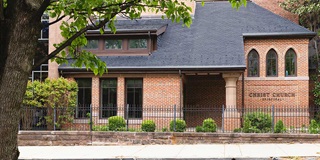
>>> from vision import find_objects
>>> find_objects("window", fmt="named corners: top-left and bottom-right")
top-left (285, 49), bottom-right (297, 76)
top-left (247, 49), bottom-right (259, 77)
top-left (129, 39), bottom-right (147, 49)
top-left (126, 79), bottom-right (143, 119)
top-left (100, 79), bottom-right (117, 118)
top-left (39, 14), bottom-right (49, 40)
top-left (82, 39), bottom-right (99, 49)
top-left (266, 49), bottom-right (278, 77)
top-left (81, 36), bottom-right (154, 55)
top-left (105, 40), bottom-right (122, 49)
top-left (76, 78), bottom-right (92, 118)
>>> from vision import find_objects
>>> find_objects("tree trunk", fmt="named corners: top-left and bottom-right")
top-left (0, 1), bottom-right (42, 159)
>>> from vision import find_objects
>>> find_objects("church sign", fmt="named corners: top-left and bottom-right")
top-left (249, 92), bottom-right (295, 101)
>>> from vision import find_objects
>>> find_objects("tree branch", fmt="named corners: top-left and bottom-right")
top-left (33, 2), bottom-right (135, 69)
top-left (43, 15), bottom-right (66, 28)
top-left (35, 0), bottom-right (50, 19)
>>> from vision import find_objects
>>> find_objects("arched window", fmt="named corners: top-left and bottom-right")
top-left (266, 49), bottom-right (278, 77)
top-left (285, 49), bottom-right (297, 76)
top-left (247, 49), bottom-right (259, 77)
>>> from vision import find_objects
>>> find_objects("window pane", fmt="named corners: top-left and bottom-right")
top-left (129, 39), bottom-right (147, 49)
top-left (75, 78), bottom-right (92, 118)
top-left (84, 88), bottom-right (92, 104)
top-left (105, 40), bottom-right (122, 49)
top-left (76, 78), bottom-right (92, 88)
top-left (101, 79), bottom-right (117, 118)
top-left (83, 39), bottom-right (98, 49)
top-left (126, 79), bottom-right (135, 88)
top-left (126, 79), bottom-right (143, 119)
top-left (266, 50), bottom-right (277, 76)
top-left (248, 50), bottom-right (259, 77)
top-left (285, 49), bottom-right (296, 76)
top-left (134, 88), bottom-right (143, 106)
top-left (101, 79), bottom-right (117, 88)
top-left (41, 21), bottom-right (49, 39)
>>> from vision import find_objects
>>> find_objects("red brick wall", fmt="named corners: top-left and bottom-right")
top-left (240, 38), bottom-right (310, 107)
top-left (185, 75), bottom-right (225, 107)
top-left (252, 0), bottom-right (299, 24)
top-left (68, 74), bottom-right (181, 130)
top-left (184, 75), bottom-right (225, 127)
top-left (143, 75), bottom-right (181, 106)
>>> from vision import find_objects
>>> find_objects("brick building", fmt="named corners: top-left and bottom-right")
top-left (48, 1), bottom-right (315, 130)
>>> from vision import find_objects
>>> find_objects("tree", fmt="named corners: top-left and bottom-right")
top-left (0, 0), bottom-right (246, 159)
top-left (280, 0), bottom-right (320, 32)
top-left (281, 0), bottom-right (320, 105)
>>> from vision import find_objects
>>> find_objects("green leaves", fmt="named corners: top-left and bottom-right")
top-left (23, 78), bottom-right (78, 108)
top-left (281, 0), bottom-right (320, 32)
top-left (229, 0), bottom-right (247, 9)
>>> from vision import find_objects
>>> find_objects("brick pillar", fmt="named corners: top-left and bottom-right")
top-left (91, 77), bottom-right (100, 125)
top-left (117, 77), bottom-right (125, 117)
top-left (222, 73), bottom-right (241, 131)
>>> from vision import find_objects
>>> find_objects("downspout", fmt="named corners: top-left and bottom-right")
top-left (179, 70), bottom-right (183, 119)
top-left (241, 72), bottom-right (245, 127)
top-left (314, 40), bottom-right (319, 74)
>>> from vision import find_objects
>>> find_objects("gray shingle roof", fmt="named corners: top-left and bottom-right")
top-left (60, 1), bottom-right (315, 71)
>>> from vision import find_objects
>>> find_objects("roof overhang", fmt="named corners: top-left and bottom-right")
top-left (59, 65), bottom-right (246, 74)
top-left (86, 24), bottom-right (168, 36)
top-left (243, 32), bottom-right (316, 39)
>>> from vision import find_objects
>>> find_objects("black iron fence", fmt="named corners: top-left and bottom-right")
top-left (20, 105), bottom-right (320, 133)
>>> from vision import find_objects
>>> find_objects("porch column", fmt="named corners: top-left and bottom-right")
top-left (222, 73), bottom-right (241, 131)
top-left (223, 73), bottom-right (241, 107)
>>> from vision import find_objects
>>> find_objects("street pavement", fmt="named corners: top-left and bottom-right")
top-left (18, 144), bottom-right (320, 160)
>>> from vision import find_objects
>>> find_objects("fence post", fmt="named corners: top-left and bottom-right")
top-left (222, 105), bottom-right (224, 133)
top-left (53, 107), bottom-right (56, 131)
top-left (126, 104), bottom-right (129, 131)
top-left (271, 105), bottom-right (275, 133)
top-left (90, 104), bottom-right (93, 131)
top-left (174, 104), bottom-right (176, 132)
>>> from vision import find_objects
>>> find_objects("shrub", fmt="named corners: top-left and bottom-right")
top-left (162, 127), bottom-right (168, 132)
top-left (243, 117), bottom-right (261, 133)
top-left (243, 117), bottom-right (252, 133)
top-left (170, 119), bottom-right (186, 132)
top-left (195, 126), bottom-right (203, 132)
top-left (309, 119), bottom-right (319, 134)
top-left (22, 78), bottom-right (77, 130)
top-left (233, 128), bottom-right (242, 133)
top-left (108, 116), bottom-right (126, 131)
top-left (128, 128), bottom-right (140, 132)
top-left (202, 118), bottom-right (217, 132)
top-left (92, 125), bottom-right (108, 131)
top-left (141, 120), bottom-right (156, 132)
top-left (244, 112), bottom-right (271, 133)
top-left (274, 120), bottom-right (286, 133)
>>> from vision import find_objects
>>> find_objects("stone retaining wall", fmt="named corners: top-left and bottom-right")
top-left (18, 131), bottom-right (320, 146)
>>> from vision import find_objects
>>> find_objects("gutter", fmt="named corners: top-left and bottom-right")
top-left (243, 32), bottom-right (316, 39)
top-left (59, 65), bottom-right (246, 73)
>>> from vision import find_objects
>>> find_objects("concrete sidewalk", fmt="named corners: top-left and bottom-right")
top-left (18, 144), bottom-right (320, 160)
